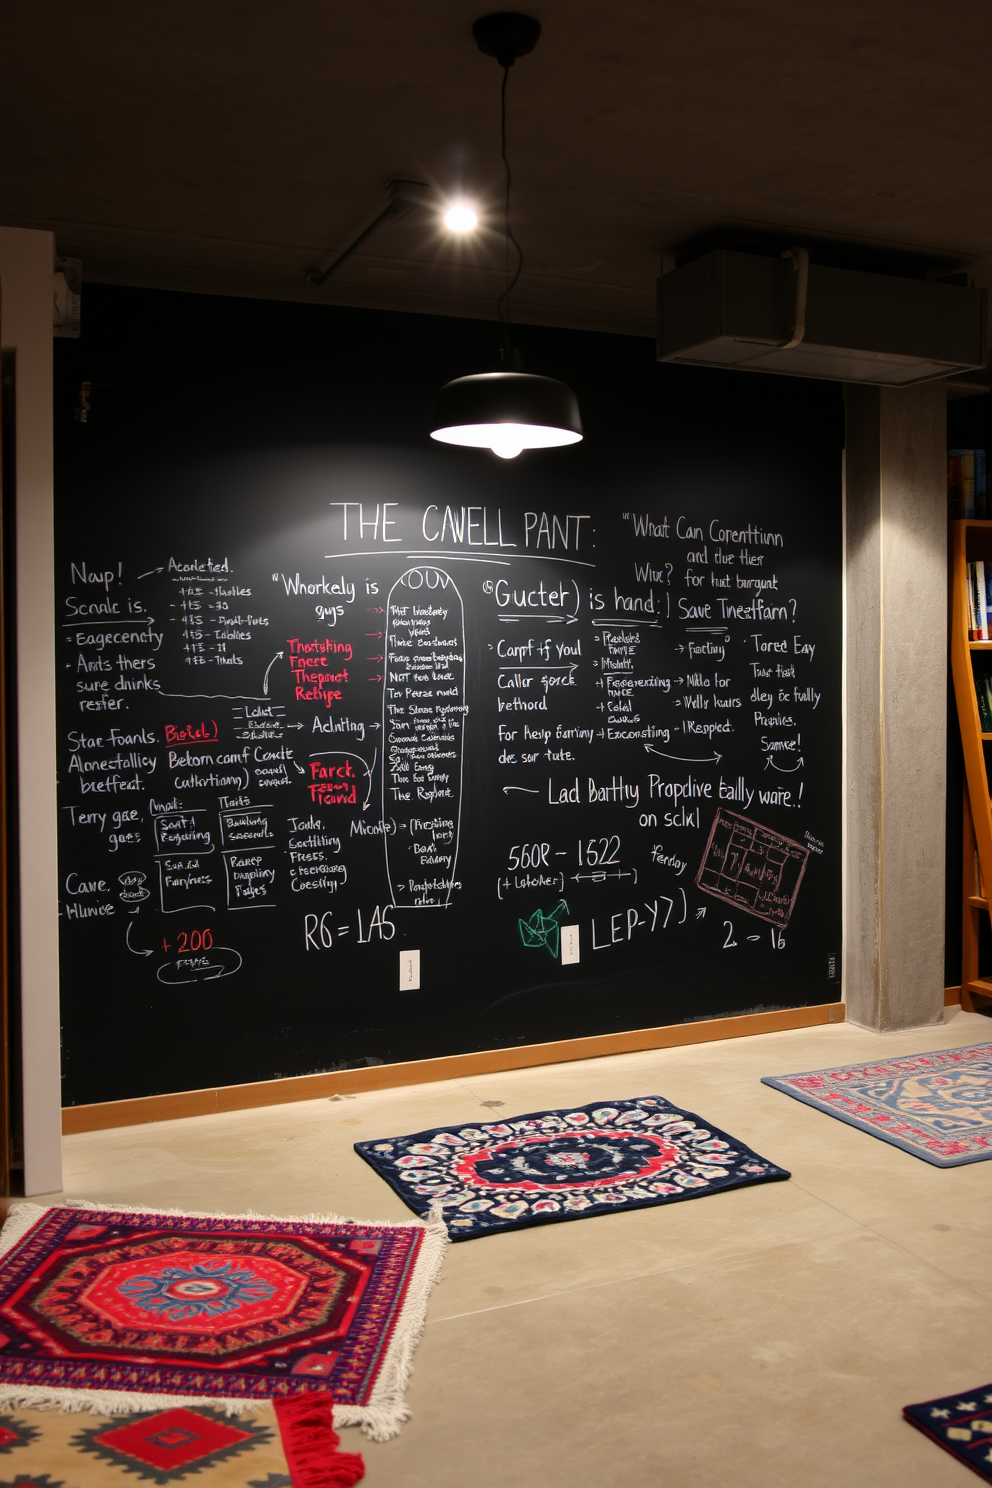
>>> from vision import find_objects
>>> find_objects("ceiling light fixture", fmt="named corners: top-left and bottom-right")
top-left (443, 202), bottom-right (479, 233)
top-left (431, 13), bottom-right (582, 460)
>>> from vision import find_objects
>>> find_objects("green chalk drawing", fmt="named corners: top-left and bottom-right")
top-left (518, 900), bottom-right (570, 958)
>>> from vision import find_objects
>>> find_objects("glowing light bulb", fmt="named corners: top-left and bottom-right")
top-left (443, 202), bottom-right (479, 233)
top-left (489, 425), bottom-right (524, 459)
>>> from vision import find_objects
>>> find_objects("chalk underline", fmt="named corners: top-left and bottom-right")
top-left (322, 549), bottom-right (595, 568)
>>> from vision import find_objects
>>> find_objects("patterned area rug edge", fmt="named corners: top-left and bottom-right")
top-left (761, 1041), bottom-right (992, 1167)
top-left (0, 1201), bottom-right (447, 1441)
top-left (903, 1383), bottom-right (992, 1482)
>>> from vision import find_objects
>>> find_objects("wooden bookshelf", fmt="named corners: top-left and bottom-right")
top-left (950, 519), bottom-right (992, 1011)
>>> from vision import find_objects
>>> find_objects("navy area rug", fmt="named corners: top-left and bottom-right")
top-left (355, 1096), bottom-right (789, 1239)
top-left (904, 1384), bottom-right (992, 1481)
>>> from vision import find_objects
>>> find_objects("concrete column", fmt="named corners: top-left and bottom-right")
top-left (844, 382), bottom-right (947, 1032)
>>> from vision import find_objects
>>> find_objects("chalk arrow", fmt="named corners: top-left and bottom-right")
top-left (263, 652), bottom-right (283, 696)
top-left (367, 674), bottom-right (383, 683)
top-left (366, 606), bottom-right (385, 614)
top-left (366, 654), bottom-right (383, 662)
top-left (644, 745), bottom-right (722, 764)
top-left (766, 756), bottom-right (803, 772)
top-left (126, 922), bottom-right (154, 957)
top-left (502, 786), bottom-right (539, 795)
top-left (136, 567), bottom-right (165, 580)
top-left (365, 631), bottom-right (383, 640)
top-left (293, 760), bottom-right (305, 774)
top-left (369, 722), bottom-right (381, 730)
top-left (287, 722), bottom-right (305, 730)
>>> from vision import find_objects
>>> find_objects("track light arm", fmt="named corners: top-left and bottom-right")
top-left (306, 180), bottom-right (431, 288)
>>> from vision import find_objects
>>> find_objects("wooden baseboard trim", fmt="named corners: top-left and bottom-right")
top-left (62, 1001), bottom-right (845, 1135)
top-left (945, 985), bottom-right (963, 1006)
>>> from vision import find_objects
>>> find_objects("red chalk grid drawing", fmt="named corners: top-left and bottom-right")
top-left (695, 808), bottom-right (809, 927)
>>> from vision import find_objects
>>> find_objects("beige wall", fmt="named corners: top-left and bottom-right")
top-left (0, 227), bottom-right (62, 1194)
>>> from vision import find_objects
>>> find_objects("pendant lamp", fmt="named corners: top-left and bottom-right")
top-left (431, 13), bottom-right (583, 460)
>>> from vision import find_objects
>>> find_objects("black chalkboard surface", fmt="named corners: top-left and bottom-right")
top-left (55, 288), bottom-right (842, 1106)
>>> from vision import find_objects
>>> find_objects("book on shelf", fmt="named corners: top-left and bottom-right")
top-left (968, 560), bottom-right (989, 640)
top-left (949, 449), bottom-right (987, 518)
top-left (975, 670), bottom-right (992, 732)
top-left (979, 450), bottom-right (987, 516)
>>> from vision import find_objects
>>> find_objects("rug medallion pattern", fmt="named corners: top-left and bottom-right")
top-left (762, 1043), bottom-right (992, 1165)
top-left (356, 1096), bottom-right (789, 1238)
top-left (0, 1207), bottom-right (424, 1410)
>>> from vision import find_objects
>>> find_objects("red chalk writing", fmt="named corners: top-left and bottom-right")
top-left (287, 639), bottom-right (353, 709)
top-left (308, 758), bottom-right (357, 806)
top-left (164, 720), bottom-right (219, 744)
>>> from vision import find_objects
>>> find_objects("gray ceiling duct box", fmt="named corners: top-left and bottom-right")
top-left (657, 248), bottom-right (987, 385)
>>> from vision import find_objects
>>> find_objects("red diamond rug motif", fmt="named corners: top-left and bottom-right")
top-left (0, 1202), bottom-right (446, 1440)
top-left (0, 1402), bottom-right (297, 1485)
top-left (73, 1406), bottom-right (261, 1482)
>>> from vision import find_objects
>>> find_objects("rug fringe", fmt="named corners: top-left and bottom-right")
top-left (0, 1384), bottom-right (260, 1415)
top-left (0, 1199), bottom-right (448, 1439)
top-left (3, 1197), bottom-right (434, 1235)
top-left (351, 1201), bottom-right (447, 1439)
top-left (0, 1203), bottom-right (50, 1259)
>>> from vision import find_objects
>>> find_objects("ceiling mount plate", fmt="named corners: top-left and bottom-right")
top-left (472, 12), bottom-right (541, 67)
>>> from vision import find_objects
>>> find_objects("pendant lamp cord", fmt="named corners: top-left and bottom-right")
top-left (496, 63), bottom-right (524, 352)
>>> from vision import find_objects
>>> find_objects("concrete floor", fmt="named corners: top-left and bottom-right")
top-left (29, 1008), bottom-right (992, 1486)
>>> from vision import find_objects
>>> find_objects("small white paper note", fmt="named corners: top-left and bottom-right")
top-left (400, 949), bottom-right (420, 989)
top-left (560, 925), bottom-right (580, 964)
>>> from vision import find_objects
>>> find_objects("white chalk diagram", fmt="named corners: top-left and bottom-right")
top-left (382, 567), bottom-right (466, 909)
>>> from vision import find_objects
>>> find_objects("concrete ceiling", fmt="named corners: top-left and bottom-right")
top-left (4, 0), bottom-right (992, 336)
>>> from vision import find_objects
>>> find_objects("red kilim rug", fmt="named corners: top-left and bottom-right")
top-left (0, 1201), bottom-right (446, 1440)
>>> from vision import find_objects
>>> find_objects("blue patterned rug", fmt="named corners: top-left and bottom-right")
top-left (761, 1042), bottom-right (992, 1166)
top-left (354, 1097), bottom-right (789, 1239)
top-left (904, 1384), bottom-right (992, 1481)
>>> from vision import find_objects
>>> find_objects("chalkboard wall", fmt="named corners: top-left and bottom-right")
top-left (54, 287), bottom-right (842, 1107)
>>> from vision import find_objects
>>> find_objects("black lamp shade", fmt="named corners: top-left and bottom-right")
top-left (430, 371), bottom-right (583, 458)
